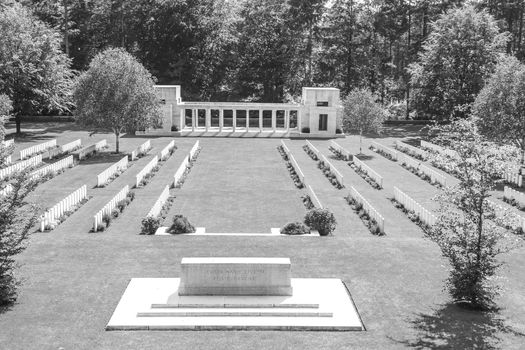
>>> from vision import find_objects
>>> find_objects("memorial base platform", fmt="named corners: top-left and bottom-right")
top-left (106, 278), bottom-right (364, 331)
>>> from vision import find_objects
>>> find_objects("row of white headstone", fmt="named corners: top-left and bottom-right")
top-left (280, 140), bottom-right (322, 208)
top-left (349, 186), bottom-right (385, 234)
top-left (393, 186), bottom-right (437, 227)
top-left (352, 155), bottom-right (383, 188)
top-left (395, 140), bottom-right (428, 160)
top-left (280, 140), bottom-right (306, 184)
top-left (93, 185), bottom-right (130, 231)
top-left (420, 140), bottom-right (458, 158)
top-left (78, 139), bottom-right (107, 160)
top-left (173, 140), bottom-right (200, 187)
top-left (504, 186), bottom-right (525, 207)
top-left (159, 140), bottom-right (175, 161)
top-left (370, 141), bottom-right (398, 161)
top-left (130, 140), bottom-right (152, 161)
top-left (40, 185), bottom-right (87, 231)
top-left (19, 139), bottom-right (57, 160)
top-left (135, 156), bottom-right (159, 187)
top-left (30, 155), bottom-right (74, 180)
top-left (330, 140), bottom-right (352, 161)
top-left (147, 185), bottom-right (170, 218)
top-left (320, 153), bottom-right (345, 187)
top-left (399, 153), bottom-right (447, 187)
top-left (0, 154), bottom-right (42, 180)
top-left (97, 156), bottom-right (128, 187)
top-left (504, 172), bottom-right (523, 188)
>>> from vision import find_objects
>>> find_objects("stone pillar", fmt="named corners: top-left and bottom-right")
top-left (246, 110), bottom-right (250, 132)
top-left (219, 109), bottom-right (224, 132)
top-left (205, 109), bottom-right (210, 132)
top-left (191, 109), bottom-right (195, 132)
top-left (233, 109), bottom-right (237, 132)
top-left (285, 110), bottom-right (290, 132)
top-left (272, 110), bottom-right (276, 132)
top-left (298, 109), bottom-right (302, 132)
top-left (258, 109), bottom-right (262, 132)
top-left (180, 107), bottom-right (184, 131)
top-left (194, 108), bottom-right (198, 128)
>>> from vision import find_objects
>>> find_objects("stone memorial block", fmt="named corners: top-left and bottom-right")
top-left (178, 257), bottom-right (292, 296)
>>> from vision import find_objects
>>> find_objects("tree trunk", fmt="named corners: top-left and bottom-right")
top-left (359, 128), bottom-right (362, 154)
top-left (115, 131), bottom-right (120, 153)
top-left (63, 0), bottom-right (69, 56)
top-left (15, 114), bottom-right (21, 134)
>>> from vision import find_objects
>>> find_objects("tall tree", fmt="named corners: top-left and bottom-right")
top-left (0, 2), bottom-right (74, 133)
top-left (409, 5), bottom-right (507, 121)
top-left (234, 0), bottom-right (300, 102)
top-left (341, 88), bottom-right (387, 153)
top-left (73, 48), bottom-right (162, 153)
top-left (473, 55), bottom-right (525, 173)
top-left (0, 113), bottom-right (39, 304)
top-left (427, 117), bottom-right (519, 309)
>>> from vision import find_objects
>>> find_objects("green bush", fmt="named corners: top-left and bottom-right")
top-left (304, 208), bottom-right (336, 236)
top-left (280, 222), bottom-right (310, 235)
top-left (127, 190), bottom-right (135, 201)
top-left (102, 213), bottom-right (112, 227)
top-left (168, 214), bottom-right (195, 234)
top-left (141, 216), bottom-right (162, 235)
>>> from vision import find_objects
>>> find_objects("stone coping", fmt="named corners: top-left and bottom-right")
top-left (154, 227), bottom-right (320, 237)
top-left (181, 257), bottom-right (290, 264)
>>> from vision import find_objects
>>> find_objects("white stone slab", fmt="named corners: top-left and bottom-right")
top-left (106, 278), bottom-right (364, 331)
top-left (179, 257), bottom-right (292, 296)
top-left (154, 227), bottom-right (320, 237)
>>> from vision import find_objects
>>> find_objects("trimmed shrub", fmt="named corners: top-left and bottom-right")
top-left (127, 190), bottom-right (135, 201)
top-left (168, 215), bottom-right (195, 234)
top-left (281, 222), bottom-right (310, 235)
top-left (111, 208), bottom-right (119, 218)
top-left (336, 128), bottom-right (342, 134)
top-left (102, 213), bottom-right (111, 227)
top-left (301, 127), bottom-right (310, 133)
top-left (141, 216), bottom-right (162, 235)
top-left (304, 208), bottom-right (336, 236)
top-left (171, 125), bottom-right (179, 132)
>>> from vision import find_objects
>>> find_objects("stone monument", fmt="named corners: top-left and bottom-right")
top-left (178, 257), bottom-right (292, 296)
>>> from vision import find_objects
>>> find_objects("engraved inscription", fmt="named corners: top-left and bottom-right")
top-left (207, 268), bottom-right (266, 282)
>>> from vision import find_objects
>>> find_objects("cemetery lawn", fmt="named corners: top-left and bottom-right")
top-left (0, 122), bottom-right (524, 349)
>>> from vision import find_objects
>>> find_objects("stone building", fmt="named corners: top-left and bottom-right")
top-left (145, 85), bottom-right (343, 138)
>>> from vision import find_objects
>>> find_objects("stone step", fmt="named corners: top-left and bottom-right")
top-left (137, 311), bottom-right (333, 317)
top-left (151, 303), bottom-right (319, 309)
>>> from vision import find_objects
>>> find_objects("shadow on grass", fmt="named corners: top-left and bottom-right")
top-left (355, 153), bottom-right (375, 161)
top-left (394, 303), bottom-right (525, 349)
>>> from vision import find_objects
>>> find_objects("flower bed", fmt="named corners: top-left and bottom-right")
top-left (345, 195), bottom-right (383, 236)
top-left (277, 145), bottom-right (304, 189)
top-left (94, 190), bottom-right (135, 232)
top-left (175, 147), bottom-right (201, 188)
top-left (318, 160), bottom-right (343, 189)
top-left (301, 194), bottom-right (315, 210)
top-left (348, 161), bottom-right (381, 189)
top-left (303, 144), bottom-right (319, 161)
top-left (391, 197), bottom-right (432, 233)
top-left (369, 144), bottom-right (397, 162)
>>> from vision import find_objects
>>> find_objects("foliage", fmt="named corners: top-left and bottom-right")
top-left (341, 88), bottom-right (387, 153)
top-left (426, 117), bottom-right (521, 309)
top-left (0, 111), bottom-right (39, 303)
top-left (140, 216), bottom-right (162, 235)
top-left (409, 5), bottom-right (507, 121)
top-left (304, 208), bottom-right (336, 236)
top-left (73, 48), bottom-right (162, 152)
top-left (473, 55), bottom-right (525, 172)
top-left (0, 2), bottom-right (74, 133)
top-left (280, 222), bottom-right (310, 235)
top-left (168, 215), bottom-right (196, 234)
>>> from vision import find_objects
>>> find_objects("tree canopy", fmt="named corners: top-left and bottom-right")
top-left (73, 48), bottom-right (161, 153)
top-left (473, 55), bottom-right (525, 172)
top-left (409, 5), bottom-right (507, 121)
top-left (341, 88), bottom-right (387, 153)
top-left (0, 2), bottom-right (74, 133)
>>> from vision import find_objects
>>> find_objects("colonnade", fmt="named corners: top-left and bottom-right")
top-left (181, 108), bottom-right (301, 132)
